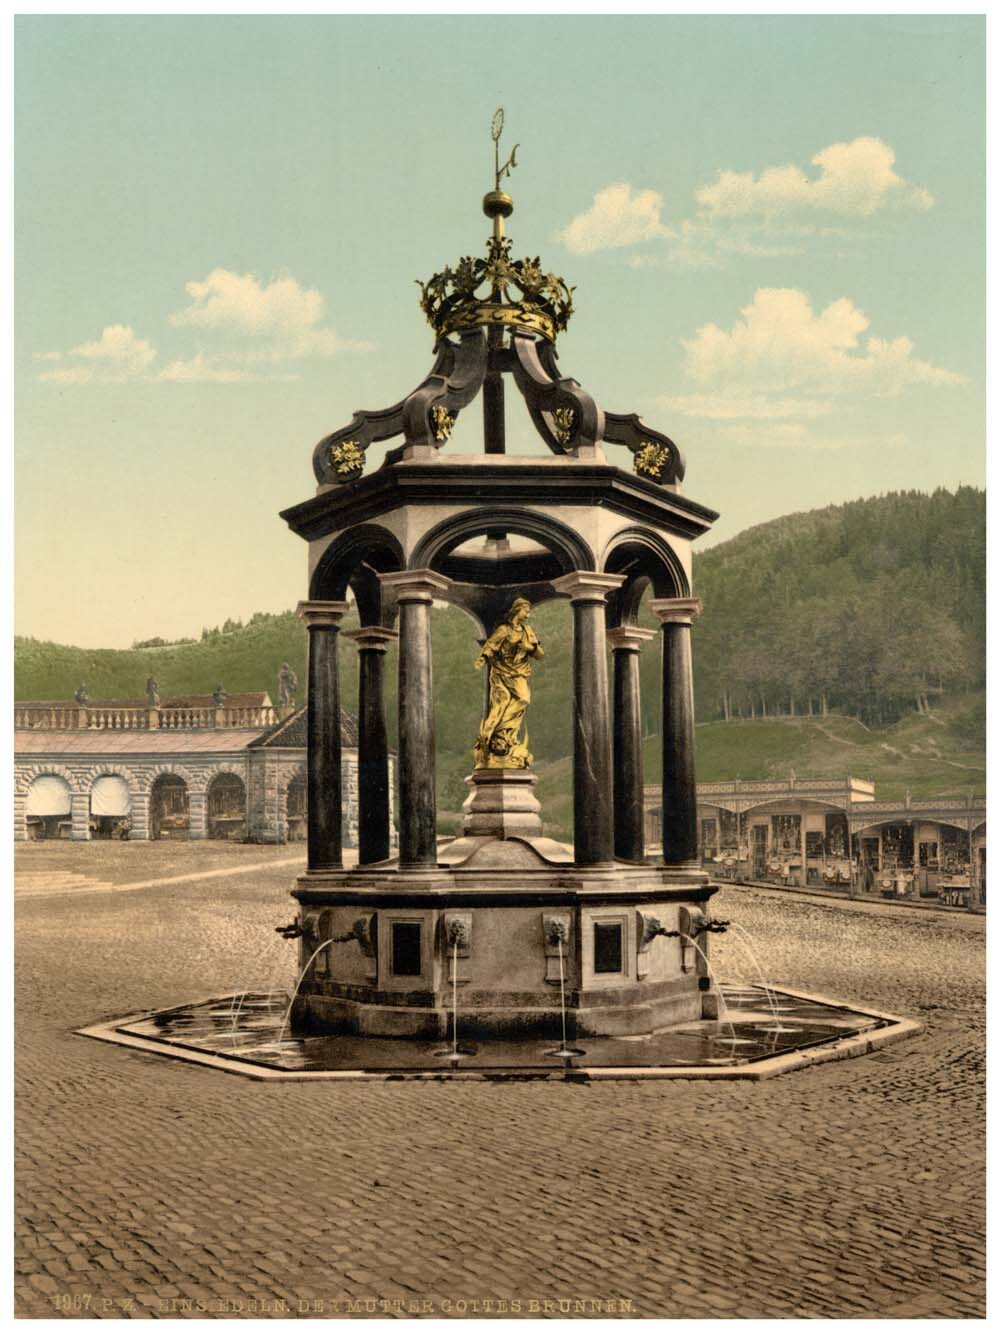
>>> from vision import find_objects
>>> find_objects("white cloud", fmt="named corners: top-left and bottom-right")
top-left (37, 366), bottom-right (95, 386)
top-left (37, 324), bottom-right (156, 385)
top-left (681, 288), bottom-right (966, 397)
top-left (558, 139), bottom-right (930, 266)
top-left (557, 183), bottom-right (673, 255)
top-left (718, 422), bottom-right (907, 451)
top-left (696, 136), bottom-right (933, 219)
top-left (661, 392), bottom-right (833, 420)
top-left (158, 355), bottom-right (261, 384)
top-left (168, 268), bottom-right (368, 361)
top-left (39, 270), bottom-right (371, 387)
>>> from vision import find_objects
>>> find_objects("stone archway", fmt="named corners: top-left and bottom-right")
top-left (149, 773), bottom-right (190, 840)
top-left (206, 772), bottom-right (247, 841)
top-left (286, 769), bottom-right (307, 842)
top-left (24, 773), bottom-right (73, 840)
top-left (601, 527), bottom-right (690, 628)
top-left (89, 774), bottom-right (132, 840)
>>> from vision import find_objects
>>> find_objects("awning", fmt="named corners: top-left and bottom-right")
top-left (25, 775), bottom-right (72, 816)
top-left (91, 775), bottom-right (130, 817)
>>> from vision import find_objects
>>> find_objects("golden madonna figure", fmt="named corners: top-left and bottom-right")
top-left (473, 597), bottom-right (544, 769)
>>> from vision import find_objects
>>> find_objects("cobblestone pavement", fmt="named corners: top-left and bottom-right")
top-left (15, 850), bottom-right (985, 1320)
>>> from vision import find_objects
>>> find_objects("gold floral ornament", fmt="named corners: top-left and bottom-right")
top-left (634, 442), bottom-right (670, 481)
top-left (431, 405), bottom-right (456, 443)
top-left (552, 406), bottom-right (576, 446)
top-left (328, 439), bottom-right (364, 479)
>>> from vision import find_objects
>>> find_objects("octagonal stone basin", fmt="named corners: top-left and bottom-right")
top-left (79, 985), bottom-right (920, 1082)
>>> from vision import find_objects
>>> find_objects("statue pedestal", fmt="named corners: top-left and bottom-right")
top-left (462, 768), bottom-right (543, 839)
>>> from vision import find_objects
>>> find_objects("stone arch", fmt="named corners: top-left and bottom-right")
top-left (20, 769), bottom-right (77, 841)
top-left (601, 528), bottom-right (689, 626)
top-left (206, 768), bottom-right (248, 840)
top-left (281, 761), bottom-right (307, 797)
top-left (15, 762), bottom-right (82, 796)
top-left (85, 765), bottom-right (135, 839)
top-left (147, 769), bottom-right (191, 841)
top-left (137, 763), bottom-right (198, 795)
top-left (204, 760), bottom-right (248, 785)
top-left (284, 764), bottom-right (308, 842)
top-left (310, 524), bottom-right (405, 623)
top-left (410, 506), bottom-right (596, 574)
top-left (81, 761), bottom-right (136, 787)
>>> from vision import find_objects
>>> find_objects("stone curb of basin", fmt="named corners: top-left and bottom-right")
top-left (76, 985), bottom-right (922, 1084)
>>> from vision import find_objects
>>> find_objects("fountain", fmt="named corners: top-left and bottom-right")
top-left (78, 112), bottom-right (921, 1081)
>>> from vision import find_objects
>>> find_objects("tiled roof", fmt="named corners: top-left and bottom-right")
top-left (249, 706), bottom-right (359, 749)
top-left (14, 730), bottom-right (265, 755)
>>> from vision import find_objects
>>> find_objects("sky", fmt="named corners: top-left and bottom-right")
top-left (14, 14), bottom-right (986, 649)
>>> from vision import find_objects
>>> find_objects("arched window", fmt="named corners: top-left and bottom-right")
top-left (150, 774), bottom-right (189, 840)
top-left (90, 775), bottom-right (131, 840)
top-left (25, 775), bottom-right (72, 840)
top-left (286, 771), bottom-right (307, 842)
top-left (207, 774), bottom-right (246, 840)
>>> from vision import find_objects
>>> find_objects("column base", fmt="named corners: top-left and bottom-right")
top-left (462, 769), bottom-right (543, 839)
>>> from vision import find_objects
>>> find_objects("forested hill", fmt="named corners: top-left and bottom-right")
top-left (15, 487), bottom-right (985, 740)
top-left (692, 487), bottom-right (985, 726)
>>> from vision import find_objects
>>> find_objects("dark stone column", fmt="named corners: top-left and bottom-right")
top-left (378, 570), bottom-right (451, 868)
top-left (552, 572), bottom-right (626, 867)
top-left (650, 597), bottom-right (703, 867)
top-left (297, 600), bottom-right (350, 872)
top-left (344, 626), bottom-right (398, 866)
top-left (483, 323), bottom-right (506, 456)
top-left (607, 625), bottom-right (656, 862)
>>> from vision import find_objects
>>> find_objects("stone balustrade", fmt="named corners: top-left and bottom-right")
top-left (14, 702), bottom-right (277, 731)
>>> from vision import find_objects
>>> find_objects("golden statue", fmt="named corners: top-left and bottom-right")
top-left (473, 598), bottom-right (544, 769)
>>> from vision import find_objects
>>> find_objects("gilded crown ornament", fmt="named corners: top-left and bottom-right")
top-left (309, 110), bottom-right (686, 489)
top-left (417, 109), bottom-right (575, 344)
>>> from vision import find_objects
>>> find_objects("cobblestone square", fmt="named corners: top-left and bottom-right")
top-left (15, 845), bottom-right (985, 1319)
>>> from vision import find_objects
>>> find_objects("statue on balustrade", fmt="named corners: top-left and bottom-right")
top-left (213, 683), bottom-right (228, 707)
top-left (74, 683), bottom-right (90, 705)
top-left (278, 662), bottom-right (298, 708)
top-left (145, 676), bottom-right (160, 707)
top-left (473, 598), bottom-right (544, 770)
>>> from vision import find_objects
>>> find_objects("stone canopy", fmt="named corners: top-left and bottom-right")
top-left (278, 130), bottom-right (723, 1040)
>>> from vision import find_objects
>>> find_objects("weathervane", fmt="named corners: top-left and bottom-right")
top-left (484, 108), bottom-right (519, 247)
top-left (491, 107), bottom-right (518, 192)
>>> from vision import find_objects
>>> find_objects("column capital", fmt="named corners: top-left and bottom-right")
top-left (296, 599), bottom-right (350, 628)
top-left (378, 568), bottom-right (452, 604)
top-left (551, 570), bottom-right (626, 604)
top-left (606, 625), bottom-right (657, 653)
top-left (648, 596), bottom-right (703, 626)
top-left (343, 626), bottom-right (399, 652)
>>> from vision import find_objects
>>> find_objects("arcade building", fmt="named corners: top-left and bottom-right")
top-left (644, 776), bottom-right (985, 907)
top-left (13, 692), bottom-right (392, 847)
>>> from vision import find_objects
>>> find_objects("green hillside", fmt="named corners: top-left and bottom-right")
top-left (529, 696), bottom-right (985, 841)
top-left (15, 612), bottom-right (311, 705)
top-left (15, 487), bottom-right (986, 839)
top-left (693, 486), bottom-right (985, 725)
